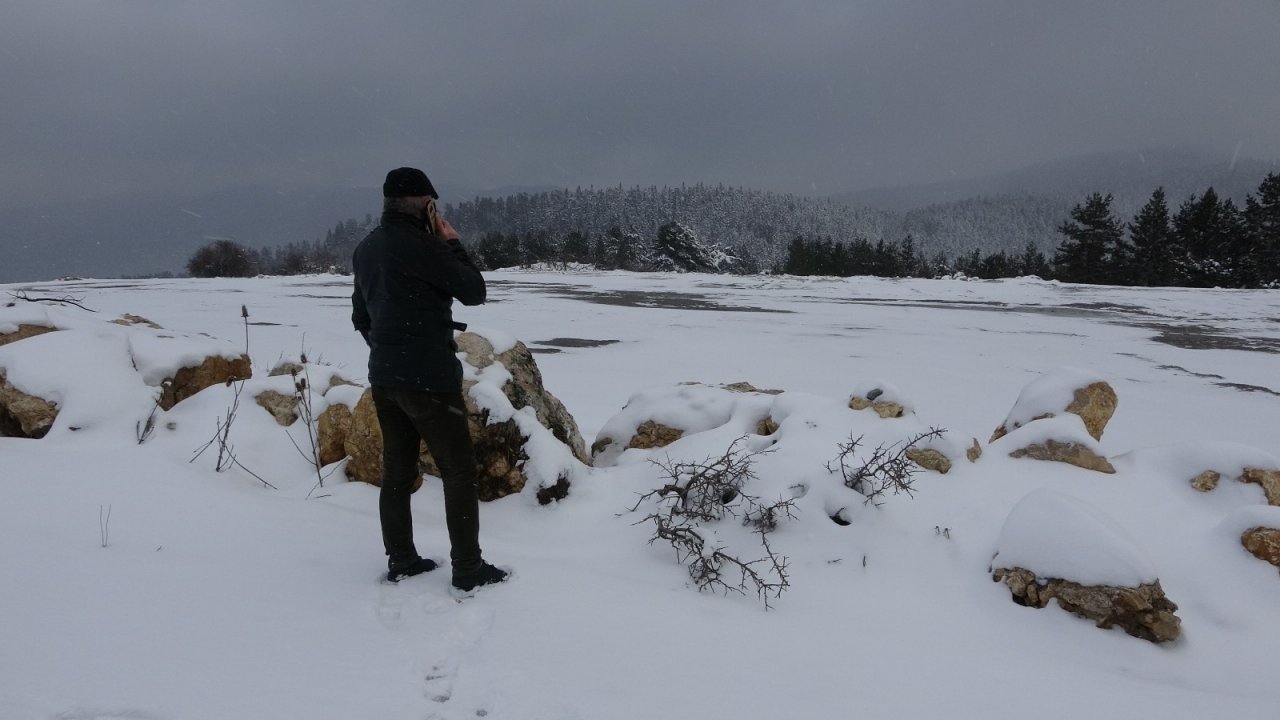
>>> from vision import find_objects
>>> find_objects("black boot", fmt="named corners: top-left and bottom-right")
top-left (451, 563), bottom-right (510, 593)
top-left (387, 556), bottom-right (439, 583)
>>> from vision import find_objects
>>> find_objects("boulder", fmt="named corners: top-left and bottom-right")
top-left (159, 354), bottom-right (252, 410)
top-left (756, 416), bottom-right (780, 436)
top-left (1241, 527), bottom-right (1280, 569)
top-left (991, 374), bottom-right (1117, 443)
top-left (316, 402), bottom-right (353, 467)
top-left (628, 419), bottom-right (685, 450)
top-left (0, 370), bottom-right (59, 438)
top-left (456, 333), bottom-right (588, 463)
top-left (966, 438), bottom-right (983, 462)
top-left (905, 447), bottom-right (952, 474)
top-left (0, 324), bottom-right (56, 348)
top-left (254, 390), bottom-right (299, 426)
top-left (1009, 439), bottom-right (1116, 474)
top-left (337, 333), bottom-right (586, 502)
top-left (992, 567), bottom-right (1181, 643)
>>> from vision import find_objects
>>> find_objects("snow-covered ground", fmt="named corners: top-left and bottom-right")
top-left (2, 270), bottom-right (1278, 720)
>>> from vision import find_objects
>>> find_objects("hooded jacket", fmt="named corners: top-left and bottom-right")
top-left (351, 211), bottom-right (486, 391)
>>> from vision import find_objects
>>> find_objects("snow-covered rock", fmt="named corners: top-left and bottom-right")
top-left (1217, 506), bottom-right (1280, 572)
top-left (990, 367), bottom-right (1117, 442)
top-left (991, 489), bottom-right (1180, 643)
top-left (591, 382), bottom-right (781, 467)
top-left (1000, 414), bottom-right (1116, 473)
top-left (848, 380), bottom-right (910, 419)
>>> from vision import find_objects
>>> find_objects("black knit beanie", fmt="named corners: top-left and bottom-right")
top-left (383, 167), bottom-right (438, 198)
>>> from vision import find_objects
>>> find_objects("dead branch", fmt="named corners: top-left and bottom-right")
top-left (8, 291), bottom-right (95, 312)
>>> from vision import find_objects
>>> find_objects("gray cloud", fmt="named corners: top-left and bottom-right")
top-left (1, 0), bottom-right (1277, 209)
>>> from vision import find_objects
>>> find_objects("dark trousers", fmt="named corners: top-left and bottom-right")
top-left (371, 385), bottom-right (483, 574)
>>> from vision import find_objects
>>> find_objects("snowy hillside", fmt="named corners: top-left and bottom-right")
top-left (2, 270), bottom-right (1279, 720)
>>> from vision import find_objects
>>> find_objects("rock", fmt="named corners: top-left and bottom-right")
top-left (254, 390), bottom-right (299, 426)
top-left (340, 332), bottom-right (586, 501)
top-left (756, 416), bottom-right (780, 436)
top-left (628, 419), bottom-right (685, 450)
top-left (1065, 382), bottom-right (1118, 441)
top-left (1009, 439), bottom-right (1116, 474)
top-left (723, 381), bottom-right (782, 395)
top-left (0, 324), bottom-right (56, 348)
top-left (1241, 527), bottom-right (1280, 569)
top-left (268, 361), bottom-right (305, 377)
top-left (991, 377), bottom-right (1117, 443)
top-left (341, 390), bottom-right (422, 492)
top-left (0, 370), bottom-right (59, 438)
top-left (966, 438), bottom-right (983, 462)
top-left (993, 567), bottom-right (1181, 643)
top-left (1241, 468), bottom-right (1280, 506)
top-left (1190, 470), bottom-right (1221, 493)
top-left (905, 447), bottom-right (952, 474)
top-left (316, 402), bottom-right (352, 466)
top-left (324, 374), bottom-right (359, 394)
top-left (1189, 468), bottom-right (1279, 506)
top-left (159, 354), bottom-right (252, 410)
top-left (457, 332), bottom-right (589, 464)
top-left (110, 314), bottom-right (162, 329)
top-left (849, 396), bottom-right (904, 419)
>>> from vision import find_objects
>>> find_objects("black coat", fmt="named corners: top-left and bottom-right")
top-left (351, 211), bottom-right (486, 391)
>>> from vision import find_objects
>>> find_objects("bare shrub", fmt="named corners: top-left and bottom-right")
top-left (827, 428), bottom-right (946, 508)
top-left (627, 437), bottom-right (793, 608)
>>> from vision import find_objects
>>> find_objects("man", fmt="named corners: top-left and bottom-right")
top-left (351, 166), bottom-right (509, 591)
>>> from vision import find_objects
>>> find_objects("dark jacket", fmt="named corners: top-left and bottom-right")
top-left (351, 211), bottom-right (486, 391)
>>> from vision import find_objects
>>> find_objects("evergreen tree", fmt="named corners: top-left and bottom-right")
top-left (1172, 188), bottom-right (1247, 287)
top-left (1017, 242), bottom-right (1051, 278)
top-left (1245, 173), bottom-right (1280, 286)
top-left (1053, 193), bottom-right (1123, 284)
top-left (1127, 187), bottom-right (1175, 286)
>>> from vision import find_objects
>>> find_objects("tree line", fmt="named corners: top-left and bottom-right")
top-left (186, 173), bottom-right (1278, 288)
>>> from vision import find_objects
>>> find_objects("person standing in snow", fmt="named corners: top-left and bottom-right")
top-left (351, 167), bottom-right (509, 591)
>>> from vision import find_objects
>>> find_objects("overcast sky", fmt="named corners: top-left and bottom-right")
top-left (2, 1), bottom-right (1278, 209)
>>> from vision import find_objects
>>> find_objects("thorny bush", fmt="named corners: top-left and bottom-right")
top-left (628, 437), bottom-right (794, 609)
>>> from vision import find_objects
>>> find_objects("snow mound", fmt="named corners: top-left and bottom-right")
top-left (993, 489), bottom-right (1159, 587)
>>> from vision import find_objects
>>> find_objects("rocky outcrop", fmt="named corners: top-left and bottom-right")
top-left (1009, 439), bottom-right (1116, 474)
top-left (905, 448), bottom-right (952, 474)
top-left (159, 354), bottom-right (252, 410)
top-left (993, 567), bottom-right (1181, 643)
top-left (0, 370), bottom-right (59, 438)
top-left (991, 379), bottom-right (1117, 443)
top-left (1242, 527), bottom-right (1280, 569)
top-left (1190, 468), bottom-right (1280, 506)
top-left (0, 324), bottom-right (56, 348)
top-left (254, 390), bottom-right (299, 426)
